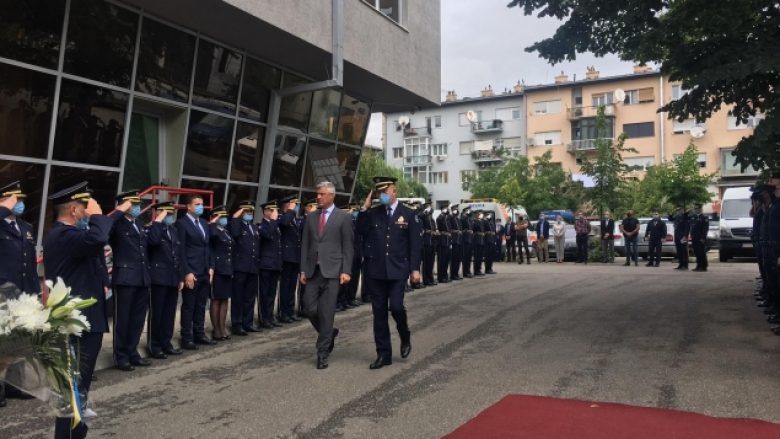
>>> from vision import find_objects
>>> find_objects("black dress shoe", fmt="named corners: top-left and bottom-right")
top-left (486, 271), bottom-right (496, 275)
top-left (195, 337), bottom-right (217, 345)
top-left (181, 341), bottom-right (199, 350)
top-left (149, 351), bottom-right (168, 360)
top-left (233, 328), bottom-right (248, 336)
top-left (0, 394), bottom-right (6, 408)
top-left (412, 283), bottom-right (424, 289)
top-left (244, 326), bottom-right (263, 333)
top-left (290, 315), bottom-right (302, 321)
top-left (768, 314), bottom-right (780, 324)
top-left (259, 321), bottom-right (274, 329)
top-left (463, 274), bottom-right (473, 278)
top-left (452, 276), bottom-right (463, 281)
top-left (116, 363), bottom-right (135, 372)
top-left (369, 357), bottom-right (392, 370)
top-left (438, 279), bottom-right (450, 283)
top-left (164, 347), bottom-right (183, 355)
top-left (424, 282), bottom-right (436, 286)
top-left (279, 316), bottom-right (294, 324)
top-left (329, 328), bottom-right (339, 353)
top-left (271, 321), bottom-right (283, 327)
top-left (317, 355), bottom-right (329, 370)
top-left (131, 358), bottom-right (152, 367)
top-left (337, 304), bottom-right (348, 312)
top-left (401, 342), bottom-right (411, 359)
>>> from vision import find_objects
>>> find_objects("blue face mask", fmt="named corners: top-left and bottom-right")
top-left (379, 193), bottom-right (391, 206)
top-left (163, 216), bottom-right (175, 226)
top-left (77, 217), bottom-right (89, 230)
top-left (293, 205), bottom-right (300, 215)
top-left (218, 217), bottom-right (228, 227)
top-left (193, 205), bottom-right (204, 217)
top-left (242, 214), bottom-right (253, 223)
top-left (130, 205), bottom-right (141, 218)
top-left (351, 211), bottom-right (358, 219)
top-left (12, 201), bottom-right (25, 216)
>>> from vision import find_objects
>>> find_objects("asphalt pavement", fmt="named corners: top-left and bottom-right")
top-left (2, 256), bottom-right (779, 438)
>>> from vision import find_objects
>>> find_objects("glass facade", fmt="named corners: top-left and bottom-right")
top-left (0, 0), bottom-right (370, 244)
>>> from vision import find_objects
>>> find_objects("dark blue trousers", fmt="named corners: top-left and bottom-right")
top-left (113, 285), bottom-right (149, 365)
top-left (279, 262), bottom-right (299, 319)
top-left (180, 276), bottom-right (209, 341)
top-left (462, 243), bottom-right (472, 276)
top-left (258, 270), bottom-right (280, 323)
top-left (149, 284), bottom-right (178, 354)
top-left (232, 272), bottom-right (258, 330)
top-left (422, 244), bottom-right (435, 283)
top-left (450, 243), bottom-right (462, 278)
top-left (346, 257), bottom-right (362, 302)
top-left (473, 244), bottom-right (484, 274)
top-left (365, 277), bottom-right (410, 359)
top-left (54, 332), bottom-right (103, 439)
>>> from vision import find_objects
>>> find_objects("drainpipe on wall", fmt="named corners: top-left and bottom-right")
top-left (659, 74), bottom-right (665, 163)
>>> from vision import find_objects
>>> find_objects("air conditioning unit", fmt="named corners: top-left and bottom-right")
top-left (436, 155), bottom-right (446, 161)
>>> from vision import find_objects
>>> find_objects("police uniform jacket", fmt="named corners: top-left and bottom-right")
top-left (229, 219), bottom-right (260, 274)
top-left (209, 224), bottom-right (234, 276)
top-left (644, 218), bottom-right (667, 241)
top-left (258, 218), bottom-right (282, 271)
top-left (484, 219), bottom-right (496, 247)
top-left (357, 203), bottom-right (422, 280)
top-left (472, 216), bottom-right (484, 245)
top-left (764, 198), bottom-right (780, 261)
top-left (43, 212), bottom-right (121, 333)
top-left (461, 214), bottom-right (473, 245)
top-left (447, 213), bottom-right (461, 245)
top-left (436, 213), bottom-right (450, 246)
top-left (147, 222), bottom-right (182, 287)
top-left (352, 216), bottom-right (363, 260)
top-left (690, 214), bottom-right (709, 242)
top-left (109, 215), bottom-right (151, 287)
top-left (672, 213), bottom-right (690, 244)
top-left (0, 206), bottom-right (40, 293)
top-left (177, 214), bottom-right (211, 277)
top-left (279, 210), bottom-right (302, 264)
top-left (420, 212), bottom-right (435, 247)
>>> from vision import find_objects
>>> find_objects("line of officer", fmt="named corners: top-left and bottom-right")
top-left (690, 203), bottom-right (709, 272)
top-left (759, 174), bottom-right (780, 335)
top-left (436, 205), bottom-right (451, 283)
top-left (472, 209), bottom-right (485, 276)
top-left (109, 190), bottom-right (152, 371)
top-left (753, 185), bottom-right (772, 312)
top-left (420, 201), bottom-right (437, 286)
top-left (448, 204), bottom-right (463, 281)
top-left (208, 205), bottom-right (234, 340)
top-left (278, 195), bottom-right (304, 322)
top-left (229, 200), bottom-right (261, 335)
top-left (484, 211), bottom-right (497, 274)
top-left (258, 200), bottom-right (283, 328)
top-left (460, 206), bottom-right (474, 277)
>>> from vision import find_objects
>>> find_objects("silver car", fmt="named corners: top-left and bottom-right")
top-left (636, 220), bottom-right (678, 258)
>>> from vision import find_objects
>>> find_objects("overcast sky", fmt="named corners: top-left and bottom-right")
top-left (365, 0), bottom-right (636, 146)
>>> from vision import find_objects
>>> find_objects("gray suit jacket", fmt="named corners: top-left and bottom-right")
top-left (301, 207), bottom-right (354, 279)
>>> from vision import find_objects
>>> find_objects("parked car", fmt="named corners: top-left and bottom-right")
top-left (719, 186), bottom-right (755, 261)
top-left (707, 218), bottom-right (720, 250)
top-left (636, 220), bottom-right (679, 259)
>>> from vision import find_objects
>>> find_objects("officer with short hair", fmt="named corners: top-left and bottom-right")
top-left (278, 195), bottom-right (303, 322)
top-left (460, 206), bottom-right (474, 277)
top-left (258, 200), bottom-right (283, 328)
top-left (229, 200), bottom-right (261, 335)
top-left (690, 203), bottom-right (710, 272)
top-left (448, 204), bottom-right (463, 280)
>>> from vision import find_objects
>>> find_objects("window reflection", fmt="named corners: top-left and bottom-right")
top-left (266, 187), bottom-right (298, 205)
top-left (65, 0), bottom-right (138, 87)
top-left (179, 178), bottom-right (225, 207)
top-left (0, 160), bottom-right (45, 228)
top-left (302, 139), bottom-right (345, 191)
top-left (0, 63), bottom-right (56, 158)
top-left (334, 194), bottom-right (351, 208)
top-left (45, 166), bottom-right (119, 233)
top-left (336, 145), bottom-right (361, 194)
top-left (230, 122), bottom-right (265, 183)
top-left (226, 183), bottom-right (257, 212)
top-left (192, 40), bottom-right (242, 114)
top-left (182, 110), bottom-right (233, 179)
top-left (239, 58), bottom-right (280, 121)
top-left (135, 18), bottom-right (196, 103)
top-left (0, 0), bottom-right (66, 69)
top-left (309, 89), bottom-right (341, 140)
top-left (269, 131), bottom-right (306, 187)
top-left (339, 95), bottom-right (370, 145)
top-left (279, 92), bottom-right (311, 133)
top-left (53, 79), bottom-right (128, 167)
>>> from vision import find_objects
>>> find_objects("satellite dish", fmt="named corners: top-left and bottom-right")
top-left (613, 88), bottom-right (626, 103)
top-left (689, 126), bottom-right (705, 139)
top-left (398, 116), bottom-right (410, 127)
top-left (466, 110), bottom-right (478, 122)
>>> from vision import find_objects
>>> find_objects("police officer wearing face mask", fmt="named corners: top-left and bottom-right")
top-left (109, 190), bottom-right (152, 371)
top-left (229, 200), bottom-right (261, 335)
top-left (472, 210), bottom-right (485, 276)
top-left (483, 211), bottom-right (497, 274)
top-left (460, 207), bottom-right (474, 277)
top-left (208, 205), bottom-right (234, 341)
top-left (671, 206), bottom-right (691, 270)
top-left (448, 205), bottom-right (463, 280)
top-left (436, 205), bottom-right (451, 283)
top-left (690, 203), bottom-right (709, 272)
top-left (419, 201), bottom-right (438, 286)
top-left (278, 195), bottom-right (304, 321)
top-left (44, 181), bottom-right (131, 439)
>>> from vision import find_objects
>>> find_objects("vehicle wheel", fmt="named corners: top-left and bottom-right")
top-left (719, 250), bottom-right (729, 262)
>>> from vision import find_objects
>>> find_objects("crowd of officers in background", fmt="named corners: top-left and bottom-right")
top-left (750, 173), bottom-right (780, 336)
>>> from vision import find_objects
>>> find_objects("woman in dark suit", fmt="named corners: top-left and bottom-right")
top-left (209, 205), bottom-right (234, 341)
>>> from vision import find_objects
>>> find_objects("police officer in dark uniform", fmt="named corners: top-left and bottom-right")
top-left (761, 174), bottom-right (780, 335)
top-left (109, 190), bottom-right (152, 371)
top-left (752, 185), bottom-right (772, 310)
top-left (147, 202), bottom-right (183, 359)
top-left (258, 200), bottom-right (283, 328)
top-left (436, 206), bottom-right (451, 283)
top-left (229, 200), bottom-right (261, 335)
top-left (338, 205), bottom-right (356, 307)
top-left (690, 203), bottom-right (710, 272)
top-left (672, 206), bottom-right (691, 270)
top-left (448, 204), bottom-right (463, 280)
top-left (484, 211), bottom-right (496, 274)
top-left (420, 201), bottom-right (436, 286)
top-left (505, 215), bottom-right (517, 262)
top-left (357, 177), bottom-right (422, 370)
top-left (44, 181), bottom-right (130, 439)
top-left (472, 209), bottom-right (485, 276)
top-left (278, 195), bottom-right (303, 322)
top-left (345, 202), bottom-right (367, 298)
top-left (208, 205), bottom-right (233, 341)
top-left (460, 206), bottom-right (473, 277)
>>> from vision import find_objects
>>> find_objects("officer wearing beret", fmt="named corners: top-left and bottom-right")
top-left (258, 200), bottom-right (283, 328)
top-left (44, 181), bottom-right (130, 439)
top-left (208, 205), bottom-right (233, 341)
top-left (460, 206), bottom-right (474, 277)
top-left (146, 202), bottom-right (183, 359)
top-left (278, 195), bottom-right (303, 323)
top-left (690, 203), bottom-right (710, 272)
top-left (357, 176), bottom-right (422, 369)
top-left (109, 190), bottom-right (152, 371)
top-left (229, 200), bottom-right (261, 335)
top-left (448, 204), bottom-right (463, 280)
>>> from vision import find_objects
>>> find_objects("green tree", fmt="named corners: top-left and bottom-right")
top-left (353, 149), bottom-right (429, 202)
top-left (659, 143), bottom-right (716, 209)
top-left (507, 0), bottom-right (780, 173)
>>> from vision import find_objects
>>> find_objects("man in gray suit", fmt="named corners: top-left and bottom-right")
top-left (300, 181), bottom-right (354, 369)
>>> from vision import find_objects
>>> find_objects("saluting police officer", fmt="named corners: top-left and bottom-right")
top-left (208, 205), bottom-right (233, 341)
top-left (258, 200), bottom-right (283, 328)
top-left (484, 211), bottom-right (497, 274)
top-left (109, 190), bottom-right (152, 371)
top-left (229, 200), bottom-right (261, 335)
top-left (436, 206), bottom-right (451, 283)
top-left (278, 195), bottom-right (303, 322)
top-left (357, 177), bottom-right (422, 370)
top-left (672, 206), bottom-right (691, 270)
top-left (146, 202), bottom-right (183, 359)
top-left (472, 210), bottom-right (485, 276)
top-left (448, 204), bottom-right (463, 280)
top-left (690, 203), bottom-right (710, 272)
top-left (460, 206), bottom-right (474, 278)
top-left (45, 181), bottom-right (130, 439)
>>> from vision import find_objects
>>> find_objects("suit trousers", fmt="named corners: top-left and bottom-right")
top-left (462, 243), bottom-right (472, 275)
top-left (279, 262), bottom-right (300, 319)
top-left (473, 244), bottom-right (484, 274)
top-left (302, 267), bottom-right (340, 355)
top-left (180, 277), bottom-right (209, 341)
top-left (675, 242), bottom-right (689, 267)
top-left (422, 244), bottom-right (436, 283)
top-left (601, 239), bottom-right (615, 262)
top-left (537, 239), bottom-right (549, 262)
top-left (450, 243), bottom-right (462, 278)
top-left (54, 332), bottom-right (103, 439)
top-left (232, 272), bottom-right (258, 330)
top-left (365, 277), bottom-right (410, 359)
top-left (346, 257), bottom-right (362, 302)
top-left (113, 285), bottom-right (149, 364)
top-left (149, 284), bottom-right (178, 354)
top-left (648, 239), bottom-right (663, 265)
top-left (576, 235), bottom-right (589, 262)
top-left (693, 240), bottom-right (708, 269)
top-left (507, 238), bottom-right (517, 261)
top-left (258, 270), bottom-right (280, 323)
top-left (437, 241), bottom-right (450, 280)
top-left (484, 243), bottom-right (494, 272)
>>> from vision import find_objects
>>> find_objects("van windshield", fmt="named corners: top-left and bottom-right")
top-left (721, 199), bottom-right (752, 219)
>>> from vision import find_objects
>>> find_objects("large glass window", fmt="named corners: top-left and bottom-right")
top-left (302, 139), bottom-right (343, 191)
top-left (623, 122), bottom-right (654, 138)
top-left (0, 160), bottom-right (45, 227)
top-left (230, 122), bottom-right (265, 183)
top-left (45, 166), bottom-right (120, 230)
top-left (269, 131), bottom-right (306, 187)
top-left (53, 79), bottom-right (129, 167)
top-left (135, 18), bottom-right (196, 103)
top-left (0, 63), bottom-right (56, 158)
top-left (182, 110), bottom-right (234, 179)
top-left (278, 73), bottom-right (312, 133)
top-left (338, 94), bottom-right (370, 145)
top-left (267, 187), bottom-right (298, 205)
top-left (191, 40), bottom-right (243, 114)
top-left (308, 89), bottom-right (341, 140)
top-left (239, 58), bottom-right (280, 121)
top-left (123, 113), bottom-right (159, 191)
top-left (226, 183), bottom-right (257, 211)
top-left (336, 145), bottom-right (361, 194)
top-left (0, 0), bottom-right (66, 69)
top-left (64, 0), bottom-right (138, 88)
top-left (572, 118), bottom-right (614, 140)
top-left (179, 178), bottom-right (225, 206)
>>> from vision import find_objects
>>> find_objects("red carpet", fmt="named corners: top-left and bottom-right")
top-left (444, 395), bottom-right (780, 439)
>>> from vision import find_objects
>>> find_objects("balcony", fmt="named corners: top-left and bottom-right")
top-left (405, 154), bottom-right (432, 166)
top-left (567, 104), bottom-right (615, 120)
top-left (403, 126), bottom-right (432, 138)
top-left (566, 138), bottom-right (614, 153)
top-left (471, 119), bottom-right (503, 134)
top-left (471, 150), bottom-right (504, 166)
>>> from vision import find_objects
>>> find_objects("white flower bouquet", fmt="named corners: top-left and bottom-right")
top-left (0, 278), bottom-right (97, 426)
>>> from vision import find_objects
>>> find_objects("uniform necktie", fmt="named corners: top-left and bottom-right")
top-left (248, 222), bottom-right (255, 236)
top-left (387, 207), bottom-right (392, 220)
top-left (319, 210), bottom-right (326, 236)
top-left (10, 221), bottom-right (19, 234)
top-left (130, 219), bottom-right (139, 234)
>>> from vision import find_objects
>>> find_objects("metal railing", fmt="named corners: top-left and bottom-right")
top-left (568, 104), bottom-right (615, 119)
top-left (471, 119), bottom-right (503, 133)
top-left (566, 138), bottom-right (614, 152)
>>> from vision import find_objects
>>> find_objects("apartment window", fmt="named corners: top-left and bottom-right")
top-left (458, 110), bottom-right (482, 126)
top-left (672, 118), bottom-right (705, 134)
top-left (533, 131), bottom-right (562, 146)
top-left (624, 156), bottom-right (655, 172)
top-left (392, 147), bottom-right (403, 159)
top-left (624, 88), bottom-right (654, 104)
top-left (671, 84), bottom-right (690, 100)
top-left (430, 171), bottom-right (448, 184)
top-left (502, 137), bottom-right (523, 152)
top-left (727, 114), bottom-right (764, 130)
top-left (460, 140), bottom-right (474, 155)
top-left (365, 0), bottom-right (402, 24)
top-left (623, 122), bottom-right (655, 138)
top-left (721, 148), bottom-right (760, 177)
top-left (532, 100), bottom-right (562, 114)
top-left (461, 169), bottom-right (478, 183)
top-left (573, 118), bottom-right (614, 140)
top-left (591, 93), bottom-right (613, 107)
top-left (404, 166), bottom-right (428, 184)
top-left (431, 143), bottom-right (448, 156)
top-left (674, 152), bottom-right (707, 168)
top-left (496, 106), bottom-right (522, 120)
top-left (425, 115), bottom-right (442, 129)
